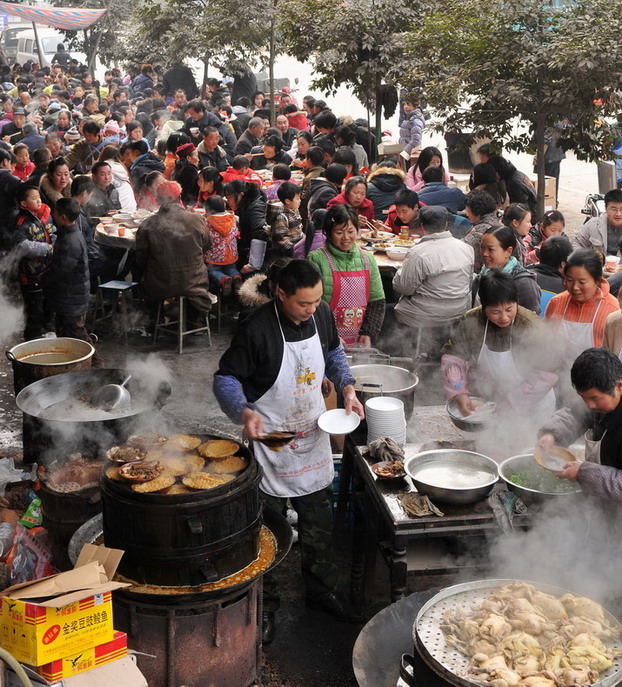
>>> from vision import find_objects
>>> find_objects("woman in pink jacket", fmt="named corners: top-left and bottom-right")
top-left (406, 146), bottom-right (451, 191)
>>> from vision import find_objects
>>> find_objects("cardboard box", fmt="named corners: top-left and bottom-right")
top-left (34, 631), bottom-right (128, 681)
top-left (7, 655), bottom-right (148, 687)
top-left (0, 544), bottom-right (129, 666)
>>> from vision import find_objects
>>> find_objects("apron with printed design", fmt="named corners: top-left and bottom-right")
top-left (251, 304), bottom-right (333, 497)
top-left (321, 246), bottom-right (370, 346)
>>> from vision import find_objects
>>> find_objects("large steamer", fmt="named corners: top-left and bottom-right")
top-left (68, 432), bottom-right (292, 687)
top-left (101, 439), bottom-right (262, 586)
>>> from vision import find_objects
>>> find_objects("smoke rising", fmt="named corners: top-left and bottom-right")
top-left (0, 252), bottom-right (24, 346)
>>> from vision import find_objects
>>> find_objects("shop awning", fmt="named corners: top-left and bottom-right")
top-left (0, 2), bottom-right (106, 30)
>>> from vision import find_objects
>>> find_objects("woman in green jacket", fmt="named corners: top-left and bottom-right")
top-left (308, 204), bottom-right (385, 348)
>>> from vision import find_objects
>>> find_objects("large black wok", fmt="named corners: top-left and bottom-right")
top-left (16, 369), bottom-right (172, 462)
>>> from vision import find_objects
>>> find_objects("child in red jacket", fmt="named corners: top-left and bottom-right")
top-left (13, 144), bottom-right (35, 182)
top-left (221, 156), bottom-right (263, 188)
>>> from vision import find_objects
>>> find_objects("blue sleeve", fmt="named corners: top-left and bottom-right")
top-left (325, 346), bottom-right (356, 393)
top-left (213, 374), bottom-right (252, 424)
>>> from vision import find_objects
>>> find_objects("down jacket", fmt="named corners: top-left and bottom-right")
top-left (366, 167), bottom-right (406, 219)
top-left (399, 109), bottom-right (425, 155)
top-left (40, 223), bottom-right (89, 316)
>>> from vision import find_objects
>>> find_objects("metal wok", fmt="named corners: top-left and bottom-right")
top-left (16, 369), bottom-right (171, 462)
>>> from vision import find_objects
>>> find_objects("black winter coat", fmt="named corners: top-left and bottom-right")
top-left (40, 223), bottom-right (90, 316)
top-left (130, 154), bottom-right (165, 192)
top-left (183, 114), bottom-right (237, 157)
top-left (366, 168), bottom-right (406, 219)
top-left (0, 168), bottom-right (21, 250)
top-left (162, 64), bottom-right (198, 99)
top-left (503, 162), bottom-right (537, 216)
top-left (306, 178), bottom-right (338, 218)
top-left (237, 192), bottom-right (267, 267)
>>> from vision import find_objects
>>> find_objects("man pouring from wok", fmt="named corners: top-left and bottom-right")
top-left (537, 347), bottom-right (622, 502)
top-left (213, 259), bottom-right (365, 645)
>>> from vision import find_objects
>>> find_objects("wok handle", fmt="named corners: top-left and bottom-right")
top-left (359, 382), bottom-right (384, 396)
top-left (399, 654), bottom-right (419, 687)
top-left (5, 350), bottom-right (16, 363)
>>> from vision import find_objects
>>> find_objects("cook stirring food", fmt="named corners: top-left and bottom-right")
top-left (213, 259), bottom-right (364, 646)
top-left (441, 270), bottom-right (557, 419)
top-left (537, 348), bottom-right (622, 503)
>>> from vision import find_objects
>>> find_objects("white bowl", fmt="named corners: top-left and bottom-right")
top-left (365, 396), bottom-right (404, 413)
top-left (318, 409), bottom-right (361, 435)
top-left (385, 247), bottom-right (409, 261)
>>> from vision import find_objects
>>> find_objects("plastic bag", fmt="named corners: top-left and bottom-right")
top-left (7, 525), bottom-right (53, 584)
top-left (0, 457), bottom-right (36, 498)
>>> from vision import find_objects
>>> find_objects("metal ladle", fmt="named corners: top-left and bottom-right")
top-left (90, 375), bottom-right (132, 411)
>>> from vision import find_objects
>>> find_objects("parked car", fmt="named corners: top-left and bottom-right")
top-left (16, 28), bottom-right (86, 68)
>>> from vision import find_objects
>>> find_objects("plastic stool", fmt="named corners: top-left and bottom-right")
top-left (95, 280), bottom-right (137, 345)
top-left (152, 296), bottom-right (212, 354)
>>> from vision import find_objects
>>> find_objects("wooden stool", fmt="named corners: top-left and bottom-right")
top-left (152, 296), bottom-right (212, 354)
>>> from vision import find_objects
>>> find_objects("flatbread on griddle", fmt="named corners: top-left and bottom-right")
top-left (182, 472), bottom-right (227, 490)
top-left (197, 439), bottom-right (240, 460)
top-left (131, 474), bottom-right (176, 493)
top-left (166, 434), bottom-right (202, 451)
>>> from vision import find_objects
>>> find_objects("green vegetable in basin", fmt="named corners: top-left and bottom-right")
top-left (506, 468), bottom-right (577, 493)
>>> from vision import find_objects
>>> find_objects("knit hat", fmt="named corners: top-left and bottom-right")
top-left (175, 142), bottom-right (195, 157)
top-left (48, 102), bottom-right (62, 113)
top-left (156, 180), bottom-right (182, 201)
top-left (103, 120), bottom-right (120, 134)
top-left (12, 107), bottom-right (26, 116)
top-left (65, 127), bottom-right (81, 143)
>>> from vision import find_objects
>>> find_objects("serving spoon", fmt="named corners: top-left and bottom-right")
top-left (90, 375), bottom-right (132, 412)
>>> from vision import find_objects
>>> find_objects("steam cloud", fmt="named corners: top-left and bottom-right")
top-left (0, 253), bottom-right (24, 346)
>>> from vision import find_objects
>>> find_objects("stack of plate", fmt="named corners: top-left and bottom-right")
top-left (365, 396), bottom-right (407, 445)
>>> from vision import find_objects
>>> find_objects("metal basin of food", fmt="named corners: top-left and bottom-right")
top-left (446, 396), bottom-right (495, 432)
top-left (6, 337), bottom-right (95, 394)
top-left (351, 364), bottom-right (419, 420)
top-left (404, 449), bottom-right (499, 505)
top-left (16, 369), bottom-right (172, 462)
top-left (499, 453), bottom-right (582, 506)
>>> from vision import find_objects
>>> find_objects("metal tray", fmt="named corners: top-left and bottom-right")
top-left (413, 579), bottom-right (622, 687)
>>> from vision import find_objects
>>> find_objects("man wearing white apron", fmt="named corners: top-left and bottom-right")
top-left (537, 348), bottom-right (622, 502)
top-left (214, 259), bottom-right (364, 645)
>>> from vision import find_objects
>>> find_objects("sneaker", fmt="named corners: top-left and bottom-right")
top-left (220, 276), bottom-right (233, 297)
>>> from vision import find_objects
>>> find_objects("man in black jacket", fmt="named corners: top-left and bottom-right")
top-left (162, 61), bottom-right (198, 100)
top-left (40, 198), bottom-right (102, 366)
top-left (0, 148), bottom-right (21, 252)
top-left (183, 99), bottom-right (236, 156)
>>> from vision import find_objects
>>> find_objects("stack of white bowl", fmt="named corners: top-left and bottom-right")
top-left (365, 396), bottom-right (407, 445)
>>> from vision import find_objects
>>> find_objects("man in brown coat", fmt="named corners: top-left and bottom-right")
top-left (135, 181), bottom-right (212, 330)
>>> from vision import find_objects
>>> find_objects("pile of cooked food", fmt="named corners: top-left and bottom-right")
top-left (104, 435), bottom-right (246, 494)
top-left (371, 460), bottom-right (405, 479)
top-left (506, 468), bottom-right (578, 494)
top-left (45, 453), bottom-right (103, 492)
top-left (441, 582), bottom-right (621, 686)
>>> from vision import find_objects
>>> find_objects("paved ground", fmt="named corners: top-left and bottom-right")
top-left (0, 152), bottom-right (604, 685)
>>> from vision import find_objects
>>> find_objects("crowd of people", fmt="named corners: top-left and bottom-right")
top-left (5, 57), bottom-right (622, 644)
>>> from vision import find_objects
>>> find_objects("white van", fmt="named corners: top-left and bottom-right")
top-left (16, 28), bottom-right (86, 68)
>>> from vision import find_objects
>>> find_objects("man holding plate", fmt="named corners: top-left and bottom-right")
top-left (214, 259), bottom-right (364, 644)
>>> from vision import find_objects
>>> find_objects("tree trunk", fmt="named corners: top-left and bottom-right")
top-left (373, 78), bottom-right (381, 165)
top-left (201, 52), bottom-right (209, 99)
top-left (87, 29), bottom-right (102, 77)
top-left (268, 1), bottom-right (277, 124)
top-left (535, 113), bottom-right (546, 219)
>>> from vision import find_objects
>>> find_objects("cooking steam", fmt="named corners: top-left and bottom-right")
top-left (0, 252), bottom-right (24, 346)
